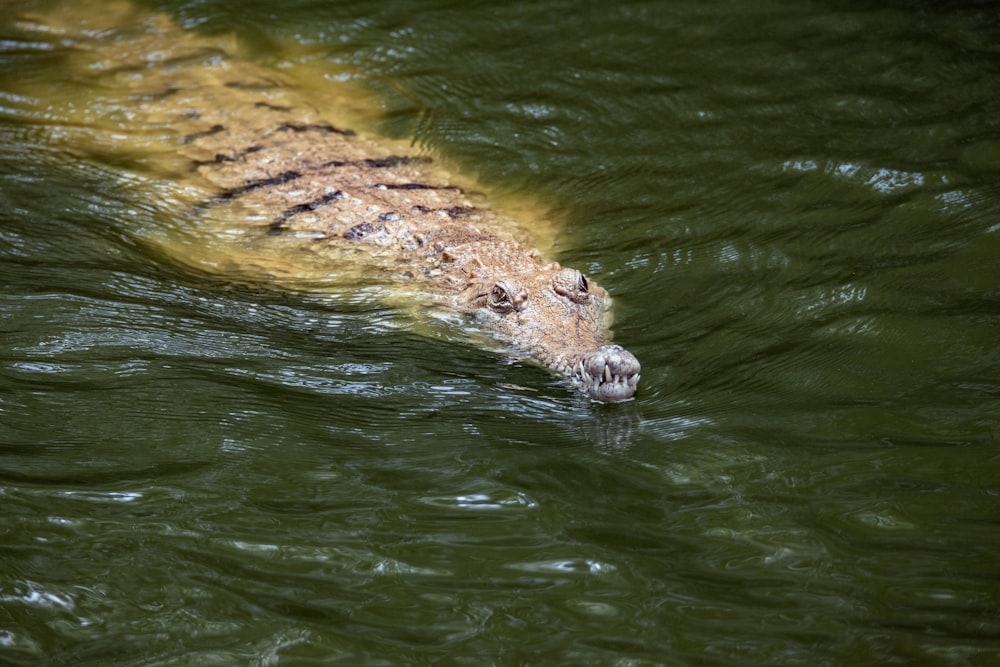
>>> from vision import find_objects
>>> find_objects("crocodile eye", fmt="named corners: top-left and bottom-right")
top-left (488, 284), bottom-right (514, 313)
top-left (553, 269), bottom-right (590, 303)
top-left (487, 279), bottom-right (527, 314)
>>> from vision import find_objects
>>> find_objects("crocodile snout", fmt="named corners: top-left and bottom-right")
top-left (576, 344), bottom-right (641, 403)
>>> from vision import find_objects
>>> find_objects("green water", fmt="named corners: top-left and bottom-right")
top-left (3, 0), bottom-right (1000, 664)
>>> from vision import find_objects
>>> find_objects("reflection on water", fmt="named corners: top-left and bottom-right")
top-left (2, 0), bottom-right (1000, 664)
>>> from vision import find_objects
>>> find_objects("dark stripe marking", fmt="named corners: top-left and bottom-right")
top-left (445, 206), bottom-right (473, 218)
top-left (225, 79), bottom-right (280, 91)
top-left (377, 182), bottom-right (461, 192)
top-left (255, 101), bottom-right (293, 112)
top-left (268, 190), bottom-right (346, 233)
top-left (364, 155), bottom-right (431, 168)
top-left (194, 144), bottom-right (264, 166)
top-left (277, 122), bottom-right (355, 136)
top-left (183, 124), bottom-right (225, 144)
top-left (410, 204), bottom-right (476, 218)
top-left (281, 190), bottom-right (345, 217)
top-left (320, 155), bottom-right (432, 170)
top-left (218, 169), bottom-right (302, 199)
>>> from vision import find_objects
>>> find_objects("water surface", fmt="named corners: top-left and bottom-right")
top-left (2, 0), bottom-right (999, 664)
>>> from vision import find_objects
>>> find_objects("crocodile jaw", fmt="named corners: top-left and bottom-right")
top-left (573, 345), bottom-right (641, 402)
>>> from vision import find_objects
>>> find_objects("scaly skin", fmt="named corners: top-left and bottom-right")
top-left (19, 1), bottom-right (641, 401)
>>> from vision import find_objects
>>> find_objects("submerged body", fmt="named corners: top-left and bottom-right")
top-left (19, 2), bottom-right (640, 401)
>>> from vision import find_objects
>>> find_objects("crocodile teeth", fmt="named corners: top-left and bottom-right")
top-left (572, 345), bottom-right (640, 401)
top-left (578, 365), bottom-right (634, 387)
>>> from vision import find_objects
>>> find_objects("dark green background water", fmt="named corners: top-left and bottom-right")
top-left (2, 0), bottom-right (999, 664)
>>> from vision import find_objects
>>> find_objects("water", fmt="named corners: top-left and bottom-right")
top-left (2, 0), bottom-right (1000, 664)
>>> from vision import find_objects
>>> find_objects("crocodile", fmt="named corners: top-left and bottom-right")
top-left (17, 2), bottom-right (641, 402)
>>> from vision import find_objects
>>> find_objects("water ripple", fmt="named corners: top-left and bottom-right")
top-left (2, 1), bottom-right (1000, 664)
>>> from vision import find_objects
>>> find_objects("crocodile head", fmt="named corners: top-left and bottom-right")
top-left (467, 266), bottom-right (641, 402)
